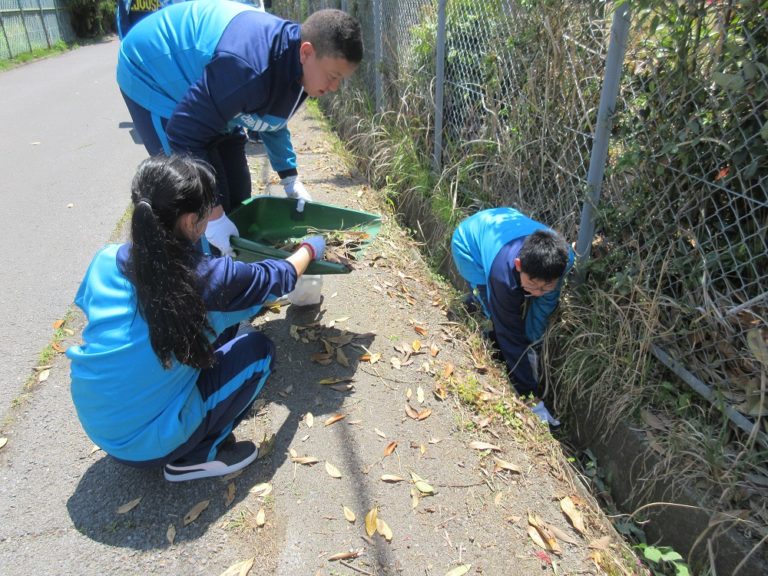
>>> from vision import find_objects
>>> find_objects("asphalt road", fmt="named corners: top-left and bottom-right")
top-left (0, 39), bottom-right (147, 414)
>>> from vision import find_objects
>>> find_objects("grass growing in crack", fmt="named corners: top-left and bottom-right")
top-left (223, 507), bottom-right (259, 532)
top-left (0, 40), bottom-right (72, 72)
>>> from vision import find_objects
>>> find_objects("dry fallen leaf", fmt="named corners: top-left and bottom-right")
top-left (390, 357), bottom-right (402, 369)
top-left (469, 440), bottom-right (501, 452)
top-left (376, 518), bottom-right (393, 542)
top-left (219, 557), bottom-right (254, 576)
top-left (528, 525), bottom-right (548, 550)
top-left (430, 343), bottom-right (440, 357)
top-left (416, 386), bottom-right (424, 404)
top-left (225, 482), bottom-right (236, 507)
top-left (443, 363), bottom-right (454, 377)
top-left (365, 506), bottom-right (378, 537)
top-left (53, 319), bottom-right (65, 330)
top-left (384, 441), bottom-right (398, 456)
top-left (548, 523), bottom-right (580, 545)
top-left (405, 403), bottom-right (420, 420)
top-left (417, 408), bottom-right (432, 421)
top-left (257, 433), bottom-right (276, 459)
top-left (183, 499), bottom-right (210, 526)
top-left (360, 352), bottom-right (381, 364)
top-left (327, 549), bottom-right (363, 561)
top-left (444, 565), bottom-right (471, 576)
top-left (116, 497), bottom-right (142, 514)
top-left (560, 496), bottom-right (586, 534)
top-left (318, 377), bottom-right (354, 385)
top-left (325, 461), bottom-right (342, 478)
top-left (324, 413), bottom-right (346, 427)
top-left (381, 474), bottom-right (405, 483)
top-left (0, 437), bottom-right (7, 450)
top-left (375, 428), bottom-right (387, 438)
top-left (304, 412), bottom-right (314, 428)
top-left (589, 535), bottom-right (611, 550)
top-left (249, 483), bottom-right (272, 497)
top-left (330, 383), bottom-right (353, 392)
top-left (410, 472), bottom-right (435, 494)
top-left (52, 342), bottom-right (66, 353)
top-left (38, 369), bottom-right (50, 383)
top-left (410, 487), bottom-right (420, 509)
top-left (414, 325), bottom-right (428, 336)
top-left (292, 455), bottom-right (320, 465)
top-left (434, 382), bottom-right (447, 400)
top-left (336, 348), bottom-right (350, 367)
top-left (256, 508), bottom-right (266, 527)
top-left (310, 352), bottom-right (333, 365)
top-left (493, 457), bottom-right (521, 474)
top-left (166, 524), bottom-right (176, 545)
top-left (343, 506), bottom-right (356, 523)
top-left (528, 513), bottom-right (562, 555)
top-left (412, 340), bottom-right (422, 352)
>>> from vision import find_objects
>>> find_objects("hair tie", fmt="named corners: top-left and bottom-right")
top-left (137, 199), bottom-right (153, 210)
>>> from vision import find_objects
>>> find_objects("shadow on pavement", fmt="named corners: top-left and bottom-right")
top-left (66, 305), bottom-right (374, 551)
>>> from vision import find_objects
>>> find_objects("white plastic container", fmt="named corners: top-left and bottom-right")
top-left (287, 275), bottom-right (323, 306)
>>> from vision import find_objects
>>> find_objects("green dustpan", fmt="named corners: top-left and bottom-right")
top-left (228, 196), bottom-right (382, 274)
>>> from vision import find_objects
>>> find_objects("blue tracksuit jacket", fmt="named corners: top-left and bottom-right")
top-left (451, 208), bottom-right (574, 394)
top-left (66, 243), bottom-right (297, 462)
top-left (116, 0), bottom-right (306, 178)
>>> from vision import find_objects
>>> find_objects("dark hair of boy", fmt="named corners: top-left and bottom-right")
top-left (301, 9), bottom-right (363, 63)
top-left (517, 229), bottom-right (569, 282)
top-left (129, 155), bottom-right (218, 370)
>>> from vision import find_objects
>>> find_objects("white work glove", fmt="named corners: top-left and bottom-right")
top-left (281, 176), bottom-right (312, 213)
top-left (531, 401), bottom-right (560, 427)
top-left (526, 348), bottom-right (540, 383)
top-left (205, 213), bottom-right (239, 257)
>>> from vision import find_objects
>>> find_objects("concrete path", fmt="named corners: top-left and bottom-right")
top-left (0, 39), bottom-right (146, 414)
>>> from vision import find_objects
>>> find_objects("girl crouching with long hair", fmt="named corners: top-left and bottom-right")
top-left (67, 155), bottom-right (325, 481)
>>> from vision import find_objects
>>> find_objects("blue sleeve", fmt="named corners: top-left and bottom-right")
top-left (487, 263), bottom-right (537, 394)
top-left (524, 246), bottom-right (574, 342)
top-left (165, 53), bottom-right (266, 161)
top-left (197, 255), bottom-right (298, 312)
top-left (258, 127), bottom-right (298, 178)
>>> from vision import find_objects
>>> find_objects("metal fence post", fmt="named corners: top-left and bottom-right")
top-left (0, 13), bottom-right (13, 59)
top-left (432, 0), bottom-right (447, 173)
top-left (17, 0), bottom-right (34, 53)
top-left (373, 0), bottom-right (383, 111)
top-left (37, 0), bottom-right (52, 49)
top-left (574, 2), bottom-right (631, 282)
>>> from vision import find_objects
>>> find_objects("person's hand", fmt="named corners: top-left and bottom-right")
top-left (531, 400), bottom-right (560, 427)
top-left (299, 235), bottom-right (326, 261)
top-left (205, 213), bottom-right (239, 257)
top-left (281, 176), bottom-right (312, 213)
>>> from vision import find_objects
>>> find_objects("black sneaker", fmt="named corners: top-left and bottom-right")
top-left (164, 440), bottom-right (258, 482)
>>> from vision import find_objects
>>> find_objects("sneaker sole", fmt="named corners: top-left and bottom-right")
top-left (164, 449), bottom-right (258, 482)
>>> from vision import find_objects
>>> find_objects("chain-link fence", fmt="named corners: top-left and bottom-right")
top-left (612, 3), bottom-right (767, 441)
top-left (0, 0), bottom-right (75, 60)
top-left (268, 0), bottom-right (767, 441)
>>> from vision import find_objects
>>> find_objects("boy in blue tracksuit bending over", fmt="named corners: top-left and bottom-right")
top-left (451, 208), bottom-right (574, 425)
top-left (67, 155), bottom-right (326, 481)
top-left (116, 0), bottom-right (362, 256)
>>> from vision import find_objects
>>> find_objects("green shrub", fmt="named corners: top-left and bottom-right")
top-left (66, 0), bottom-right (117, 38)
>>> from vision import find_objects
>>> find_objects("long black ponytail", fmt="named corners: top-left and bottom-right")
top-left (129, 155), bottom-right (218, 369)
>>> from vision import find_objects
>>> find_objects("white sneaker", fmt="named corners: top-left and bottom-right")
top-left (164, 440), bottom-right (258, 482)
